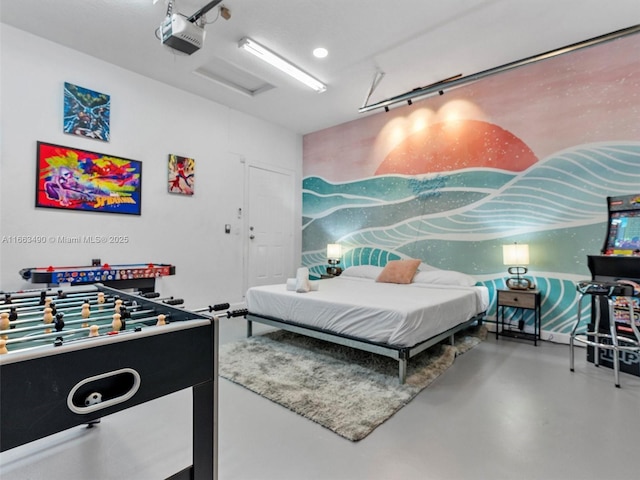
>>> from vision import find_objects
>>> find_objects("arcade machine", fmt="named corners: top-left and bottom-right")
top-left (0, 284), bottom-right (245, 480)
top-left (586, 193), bottom-right (640, 377)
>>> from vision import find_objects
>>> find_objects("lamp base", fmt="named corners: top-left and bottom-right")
top-left (326, 266), bottom-right (342, 276)
top-left (506, 277), bottom-right (533, 290)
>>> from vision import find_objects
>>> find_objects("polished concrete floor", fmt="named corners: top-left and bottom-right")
top-left (1, 317), bottom-right (639, 480)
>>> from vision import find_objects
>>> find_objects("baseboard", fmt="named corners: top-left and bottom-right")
top-left (482, 315), bottom-right (576, 346)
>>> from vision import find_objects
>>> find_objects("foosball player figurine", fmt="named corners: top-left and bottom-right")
top-left (8, 307), bottom-right (17, 328)
top-left (0, 339), bottom-right (7, 355)
top-left (97, 292), bottom-right (105, 310)
top-left (81, 301), bottom-right (91, 328)
top-left (156, 314), bottom-right (166, 326)
top-left (43, 307), bottom-right (54, 334)
top-left (57, 289), bottom-right (67, 299)
top-left (114, 298), bottom-right (123, 314)
top-left (0, 312), bottom-right (10, 340)
top-left (54, 312), bottom-right (65, 332)
top-left (112, 313), bottom-right (122, 332)
top-left (89, 325), bottom-right (100, 337)
top-left (119, 305), bottom-right (130, 330)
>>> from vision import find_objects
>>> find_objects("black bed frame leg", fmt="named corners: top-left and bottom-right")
top-left (246, 319), bottom-right (253, 337)
top-left (399, 359), bottom-right (407, 384)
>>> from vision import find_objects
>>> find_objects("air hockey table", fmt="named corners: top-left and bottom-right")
top-left (0, 284), bottom-right (218, 480)
top-left (20, 262), bottom-right (176, 293)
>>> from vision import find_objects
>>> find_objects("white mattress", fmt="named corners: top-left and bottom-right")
top-left (246, 276), bottom-right (489, 347)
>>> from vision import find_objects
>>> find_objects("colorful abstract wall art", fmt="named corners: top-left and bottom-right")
top-left (35, 142), bottom-right (142, 215)
top-left (63, 82), bottom-right (111, 142)
top-left (168, 154), bottom-right (195, 196)
top-left (302, 33), bottom-right (640, 338)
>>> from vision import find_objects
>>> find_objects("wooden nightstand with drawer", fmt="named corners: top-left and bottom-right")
top-left (496, 289), bottom-right (541, 345)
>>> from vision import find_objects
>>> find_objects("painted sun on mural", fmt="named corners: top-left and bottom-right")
top-left (375, 120), bottom-right (538, 175)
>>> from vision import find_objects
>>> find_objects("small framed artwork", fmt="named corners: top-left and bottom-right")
top-left (35, 141), bottom-right (142, 215)
top-left (168, 154), bottom-right (195, 195)
top-left (63, 82), bottom-right (111, 142)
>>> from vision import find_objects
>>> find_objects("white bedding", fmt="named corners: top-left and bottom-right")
top-left (246, 276), bottom-right (489, 347)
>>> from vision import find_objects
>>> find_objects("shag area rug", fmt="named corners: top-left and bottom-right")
top-left (219, 325), bottom-right (487, 441)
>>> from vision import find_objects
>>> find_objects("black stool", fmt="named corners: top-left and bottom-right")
top-left (569, 280), bottom-right (640, 387)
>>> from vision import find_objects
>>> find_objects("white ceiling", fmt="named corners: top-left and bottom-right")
top-left (1, 0), bottom-right (639, 135)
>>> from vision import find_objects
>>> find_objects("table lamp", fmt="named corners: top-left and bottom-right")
top-left (503, 243), bottom-right (532, 290)
top-left (326, 244), bottom-right (343, 276)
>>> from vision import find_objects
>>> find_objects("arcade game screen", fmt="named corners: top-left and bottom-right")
top-left (606, 211), bottom-right (640, 254)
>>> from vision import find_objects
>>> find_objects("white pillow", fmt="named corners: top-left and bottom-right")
top-left (341, 265), bottom-right (383, 279)
top-left (419, 262), bottom-right (440, 272)
top-left (413, 269), bottom-right (477, 287)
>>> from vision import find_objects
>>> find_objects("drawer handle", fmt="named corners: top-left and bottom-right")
top-left (67, 368), bottom-right (141, 415)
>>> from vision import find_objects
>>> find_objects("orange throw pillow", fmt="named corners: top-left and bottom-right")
top-left (376, 259), bottom-right (421, 284)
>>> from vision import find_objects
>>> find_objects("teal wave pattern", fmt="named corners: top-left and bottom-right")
top-left (302, 142), bottom-right (640, 336)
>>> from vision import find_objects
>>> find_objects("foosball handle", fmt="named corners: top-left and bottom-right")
top-left (227, 309), bottom-right (248, 318)
top-left (140, 292), bottom-right (160, 298)
top-left (209, 303), bottom-right (230, 312)
top-left (163, 298), bottom-right (184, 306)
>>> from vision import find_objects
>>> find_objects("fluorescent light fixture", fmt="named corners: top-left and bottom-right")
top-left (238, 37), bottom-right (327, 93)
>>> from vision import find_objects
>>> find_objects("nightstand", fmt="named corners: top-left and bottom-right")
top-left (496, 289), bottom-right (541, 346)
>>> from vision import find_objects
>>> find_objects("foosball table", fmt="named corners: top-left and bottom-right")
top-left (0, 284), bottom-right (223, 480)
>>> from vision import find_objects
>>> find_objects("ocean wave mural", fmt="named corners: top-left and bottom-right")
top-left (302, 142), bottom-right (640, 335)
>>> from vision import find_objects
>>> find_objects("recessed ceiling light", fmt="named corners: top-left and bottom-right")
top-left (313, 47), bottom-right (328, 59)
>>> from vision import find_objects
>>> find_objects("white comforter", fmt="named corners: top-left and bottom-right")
top-left (246, 276), bottom-right (489, 347)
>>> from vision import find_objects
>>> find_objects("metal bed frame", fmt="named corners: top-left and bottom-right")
top-left (246, 311), bottom-right (485, 384)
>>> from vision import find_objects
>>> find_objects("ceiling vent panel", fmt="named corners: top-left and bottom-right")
top-left (193, 58), bottom-right (275, 97)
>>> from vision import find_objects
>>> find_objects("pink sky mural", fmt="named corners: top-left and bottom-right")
top-left (303, 34), bottom-right (640, 182)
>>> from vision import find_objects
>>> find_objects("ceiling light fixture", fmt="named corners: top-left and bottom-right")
top-left (313, 47), bottom-right (328, 58)
top-left (238, 37), bottom-right (327, 93)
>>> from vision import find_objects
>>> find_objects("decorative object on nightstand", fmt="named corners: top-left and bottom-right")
top-left (326, 244), bottom-right (343, 276)
top-left (502, 243), bottom-right (533, 290)
top-left (496, 288), bottom-right (541, 345)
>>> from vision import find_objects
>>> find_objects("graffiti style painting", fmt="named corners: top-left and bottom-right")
top-left (63, 82), bottom-right (111, 142)
top-left (35, 142), bottom-right (142, 215)
top-left (168, 154), bottom-right (195, 196)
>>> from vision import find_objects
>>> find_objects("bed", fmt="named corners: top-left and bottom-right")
top-left (245, 262), bottom-right (489, 383)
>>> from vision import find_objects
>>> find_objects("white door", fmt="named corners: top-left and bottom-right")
top-left (246, 165), bottom-right (295, 290)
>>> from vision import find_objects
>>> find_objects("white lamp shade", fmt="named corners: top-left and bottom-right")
top-left (327, 244), bottom-right (342, 260)
top-left (503, 244), bottom-right (529, 266)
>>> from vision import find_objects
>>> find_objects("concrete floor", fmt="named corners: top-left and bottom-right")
top-left (1, 317), bottom-right (639, 480)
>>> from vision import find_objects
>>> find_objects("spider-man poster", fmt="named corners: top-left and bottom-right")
top-left (63, 83), bottom-right (110, 142)
top-left (35, 142), bottom-right (142, 215)
top-left (168, 154), bottom-right (195, 196)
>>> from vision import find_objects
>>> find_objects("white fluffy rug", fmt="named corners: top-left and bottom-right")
top-left (219, 325), bottom-right (486, 441)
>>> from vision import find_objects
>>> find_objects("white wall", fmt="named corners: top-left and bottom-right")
top-left (0, 25), bottom-right (302, 309)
